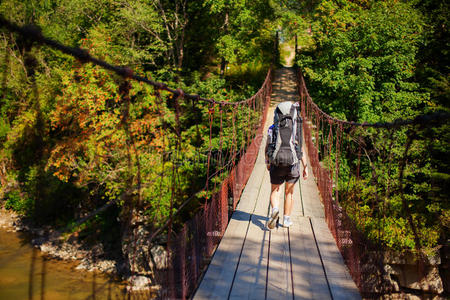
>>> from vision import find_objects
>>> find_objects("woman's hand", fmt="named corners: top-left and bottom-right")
top-left (303, 165), bottom-right (308, 180)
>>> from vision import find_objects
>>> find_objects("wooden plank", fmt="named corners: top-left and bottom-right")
top-left (194, 105), bottom-right (272, 300)
top-left (261, 88), bottom-right (295, 299)
top-left (266, 185), bottom-right (293, 299)
top-left (290, 166), bottom-right (331, 299)
top-left (310, 218), bottom-right (361, 300)
top-left (194, 161), bottom-right (266, 300)
top-left (302, 179), bottom-right (325, 218)
top-left (290, 216), bottom-right (332, 300)
top-left (228, 171), bottom-right (271, 300)
top-left (292, 177), bottom-right (303, 218)
top-left (194, 210), bottom-right (250, 300)
top-left (235, 158), bottom-right (266, 213)
top-left (300, 143), bottom-right (325, 219)
top-left (228, 105), bottom-right (275, 299)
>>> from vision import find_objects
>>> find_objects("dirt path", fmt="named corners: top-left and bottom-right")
top-left (281, 43), bottom-right (295, 67)
top-left (271, 67), bottom-right (298, 104)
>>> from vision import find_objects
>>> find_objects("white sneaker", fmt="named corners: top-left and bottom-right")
top-left (267, 209), bottom-right (279, 229)
top-left (283, 216), bottom-right (293, 228)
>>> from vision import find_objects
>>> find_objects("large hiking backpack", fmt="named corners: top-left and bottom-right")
top-left (266, 101), bottom-right (303, 167)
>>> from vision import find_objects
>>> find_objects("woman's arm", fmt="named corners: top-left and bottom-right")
top-left (265, 137), bottom-right (270, 170)
top-left (300, 144), bottom-right (308, 179)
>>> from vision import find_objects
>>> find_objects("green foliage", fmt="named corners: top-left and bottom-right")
top-left (0, 116), bottom-right (10, 142)
top-left (296, 0), bottom-right (449, 253)
top-left (299, 1), bottom-right (429, 122)
top-left (203, 0), bottom-right (276, 69)
top-left (414, 0), bottom-right (449, 111)
top-left (2, 0), bottom-right (444, 261)
top-left (0, 0), bottom-right (274, 238)
top-left (4, 190), bottom-right (32, 215)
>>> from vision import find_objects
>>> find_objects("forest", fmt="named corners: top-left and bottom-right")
top-left (293, 0), bottom-right (449, 254)
top-left (0, 0), bottom-right (448, 287)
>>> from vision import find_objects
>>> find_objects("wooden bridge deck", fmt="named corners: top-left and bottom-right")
top-left (194, 68), bottom-right (360, 300)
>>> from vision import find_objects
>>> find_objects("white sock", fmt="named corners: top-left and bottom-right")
top-left (284, 215), bottom-right (290, 222)
top-left (272, 207), bottom-right (279, 214)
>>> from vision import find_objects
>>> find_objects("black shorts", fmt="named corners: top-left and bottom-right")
top-left (269, 163), bottom-right (300, 185)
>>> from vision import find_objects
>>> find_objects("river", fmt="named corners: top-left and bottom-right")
top-left (0, 227), bottom-right (130, 299)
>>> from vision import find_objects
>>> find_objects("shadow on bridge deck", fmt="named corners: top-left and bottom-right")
top-left (193, 68), bottom-right (361, 300)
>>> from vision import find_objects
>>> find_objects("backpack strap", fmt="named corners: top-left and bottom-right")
top-left (294, 103), bottom-right (303, 160)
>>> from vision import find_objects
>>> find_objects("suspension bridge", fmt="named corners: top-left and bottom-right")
top-left (194, 68), bottom-right (361, 299)
top-left (1, 16), bottom-right (448, 299)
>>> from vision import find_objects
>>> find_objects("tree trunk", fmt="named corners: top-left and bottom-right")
top-left (220, 57), bottom-right (226, 76)
top-left (295, 33), bottom-right (298, 61)
top-left (220, 10), bottom-right (229, 76)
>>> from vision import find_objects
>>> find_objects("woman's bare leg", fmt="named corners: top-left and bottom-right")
top-left (268, 183), bottom-right (282, 229)
top-left (284, 182), bottom-right (295, 216)
top-left (270, 183), bottom-right (282, 210)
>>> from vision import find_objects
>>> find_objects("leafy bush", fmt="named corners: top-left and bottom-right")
top-left (4, 190), bottom-right (32, 215)
top-left (297, 0), bottom-right (448, 253)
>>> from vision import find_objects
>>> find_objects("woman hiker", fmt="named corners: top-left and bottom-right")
top-left (265, 101), bottom-right (308, 229)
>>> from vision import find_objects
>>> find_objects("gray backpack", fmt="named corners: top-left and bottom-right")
top-left (266, 101), bottom-right (303, 167)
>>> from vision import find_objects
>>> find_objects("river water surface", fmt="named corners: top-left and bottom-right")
top-left (0, 227), bottom-right (130, 299)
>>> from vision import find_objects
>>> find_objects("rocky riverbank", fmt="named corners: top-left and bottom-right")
top-left (0, 208), bottom-right (167, 293)
top-left (382, 249), bottom-right (447, 299)
top-left (0, 208), bottom-right (117, 274)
